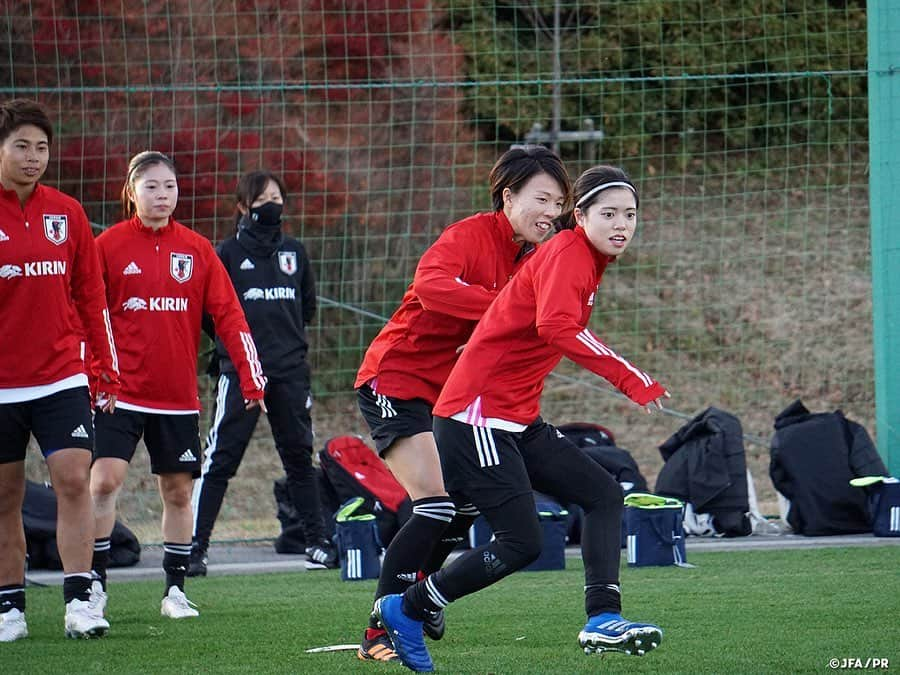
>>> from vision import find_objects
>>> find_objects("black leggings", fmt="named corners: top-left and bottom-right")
top-left (404, 418), bottom-right (622, 618)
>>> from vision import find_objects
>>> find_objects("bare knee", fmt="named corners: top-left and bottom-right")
top-left (165, 489), bottom-right (192, 511)
top-left (159, 474), bottom-right (194, 510)
top-left (383, 434), bottom-right (447, 500)
top-left (90, 460), bottom-right (127, 501)
top-left (51, 462), bottom-right (91, 501)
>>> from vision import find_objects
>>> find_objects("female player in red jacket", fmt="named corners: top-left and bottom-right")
top-left (0, 99), bottom-right (119, 642)
top-left (375, 166), bottom-right (669, 672)
top-left (88, 151), bottom-right (266, 622)
top-left (355, 146), bottom-right (570, 661)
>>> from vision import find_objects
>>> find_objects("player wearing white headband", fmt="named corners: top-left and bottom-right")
top-left (374, 165), bottom-right (668, 672)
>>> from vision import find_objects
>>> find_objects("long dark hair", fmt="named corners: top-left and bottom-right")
top-left (121, 151), bottom-right (177, 219)
top-left (489, 146), bottom-right (571, 211)
top-left (233, 170), bottom-right (287, 227)
top-left (557, 165), bottom-right (638, 230)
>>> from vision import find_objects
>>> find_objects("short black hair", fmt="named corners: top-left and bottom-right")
top-left (489, 146), bottom-right (570, 211)
top-left (233, 170), bottom-right (287, 226)
top-left (0, 99), bottom-right (53, 146)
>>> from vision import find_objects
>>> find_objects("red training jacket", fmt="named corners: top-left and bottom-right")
top-left (434, 227), bottom-right (666, 425)
top-left (355, 211), bottom-right (537, 405)
top-left (0, 183), bottom-right (119, 393)
top-left (96, 216), bottom-right (265, 412)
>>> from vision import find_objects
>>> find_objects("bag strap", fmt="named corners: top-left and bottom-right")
top-left (649, 516), bottom-right (677, 545)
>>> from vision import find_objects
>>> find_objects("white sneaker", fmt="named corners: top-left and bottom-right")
top-left (160, 586), bottom-right (199, 619)
top-left (65, 598), bottom-right (109, 639)
top-left (0, 609), bottom-right (28, 642)
top-left (89, 580), bottom-right (108, 617)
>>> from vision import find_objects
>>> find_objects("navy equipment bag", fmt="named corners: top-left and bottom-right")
top-left (624, 494), bottom-right (687, 567)
top-left (850, 477), bottom-right (900, 537)
top-left (334, 498), bottom-right (383, 581)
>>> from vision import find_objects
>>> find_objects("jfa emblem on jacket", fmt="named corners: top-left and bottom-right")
top-left (43, 214), bottom-right (68, 245)
top-left (278, 251), bottom-right (297, 275)
top-left (170, 253), bottom-right (194, 283)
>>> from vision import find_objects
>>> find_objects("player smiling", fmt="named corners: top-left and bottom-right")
top-left (354, 147), bottom-right (570, 661)
top-left (375, 165), bottom-right (668, 672)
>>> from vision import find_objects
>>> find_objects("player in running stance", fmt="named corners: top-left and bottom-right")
top-left (355, 147), bottom-right (570, 661)
top-left (0, 98), bottom-right (119, 642)
top-left (89, 151), bottom-right (266, 622)
top-left (375, 165), bottom-right (668, 672)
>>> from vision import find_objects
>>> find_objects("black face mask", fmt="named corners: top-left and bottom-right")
top-left (248, 201), bottom-right (283, 231)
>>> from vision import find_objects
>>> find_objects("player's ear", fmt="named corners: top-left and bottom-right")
top-left (573, 207), bottom-right (586, 228)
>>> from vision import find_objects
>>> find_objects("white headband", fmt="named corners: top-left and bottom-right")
top-left (575, 181), bottom-right (636, 208)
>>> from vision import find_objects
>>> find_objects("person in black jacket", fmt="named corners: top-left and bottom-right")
top-left (188, 170), bottom-right (336, 574)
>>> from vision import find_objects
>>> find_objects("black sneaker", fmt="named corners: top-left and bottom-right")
top-left (304, 540), bottom-right (338, 570)
top-left (187, 542), bottom-right (208, 577)
top-left (423, 609), bottom-right (445, 640)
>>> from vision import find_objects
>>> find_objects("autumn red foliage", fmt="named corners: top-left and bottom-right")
top-left (2, 1), bottom-right (477, 239)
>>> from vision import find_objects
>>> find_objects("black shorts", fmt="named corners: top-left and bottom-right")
top-left (432, 415), bottom-right (533, 513)
top-left (356, 384), bottom-right (433, 456)
top-left (0, 386), bottom-right (94, 463)
top-left (94, 408), bottom-right (201, 476)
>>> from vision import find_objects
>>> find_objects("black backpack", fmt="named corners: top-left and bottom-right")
top-left (23, 481), bottom-right (141, 570)
top-left (272, 468), bottom-right (337, 554)
top-left (656, 407), bottom-right (752, 537)
top-left (770, 400), bottom-right (887, 535)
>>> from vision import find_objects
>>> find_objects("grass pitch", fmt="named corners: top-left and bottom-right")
top-left (5, 546), bottom-right (897, 674)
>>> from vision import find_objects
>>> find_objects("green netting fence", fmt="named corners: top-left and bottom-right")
top-left (4, 1), bottom-right (874, 533)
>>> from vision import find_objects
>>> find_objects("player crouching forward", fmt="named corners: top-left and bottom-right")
top-left (88, 151), bottom-right (266, 622)
top-left (374, 166), bottom-right (667, 672)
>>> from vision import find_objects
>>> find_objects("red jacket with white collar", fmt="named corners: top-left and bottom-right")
top-left (434, 227), bottom-right (665, 425)
top-left (96, 216), bottom-right (265, 412)
top-left (0, 183), bottom-right (119, 393)
top-left (355, 211), bottom-right (537, 405)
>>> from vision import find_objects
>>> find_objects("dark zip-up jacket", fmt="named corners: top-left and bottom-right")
top-left (214, 232), bottom-right (316, 383)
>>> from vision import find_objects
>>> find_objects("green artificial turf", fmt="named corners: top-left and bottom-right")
top-left (5, 546), bottom-right (898, 674)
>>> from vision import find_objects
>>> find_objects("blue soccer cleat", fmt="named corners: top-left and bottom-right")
top-left (373, 594), bottom-right (434, 672)
top-left (578, 613), bottom-right (662, 656)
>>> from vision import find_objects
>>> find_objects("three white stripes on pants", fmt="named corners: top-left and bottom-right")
top-left (472, 426), bottom-right (500, 468)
